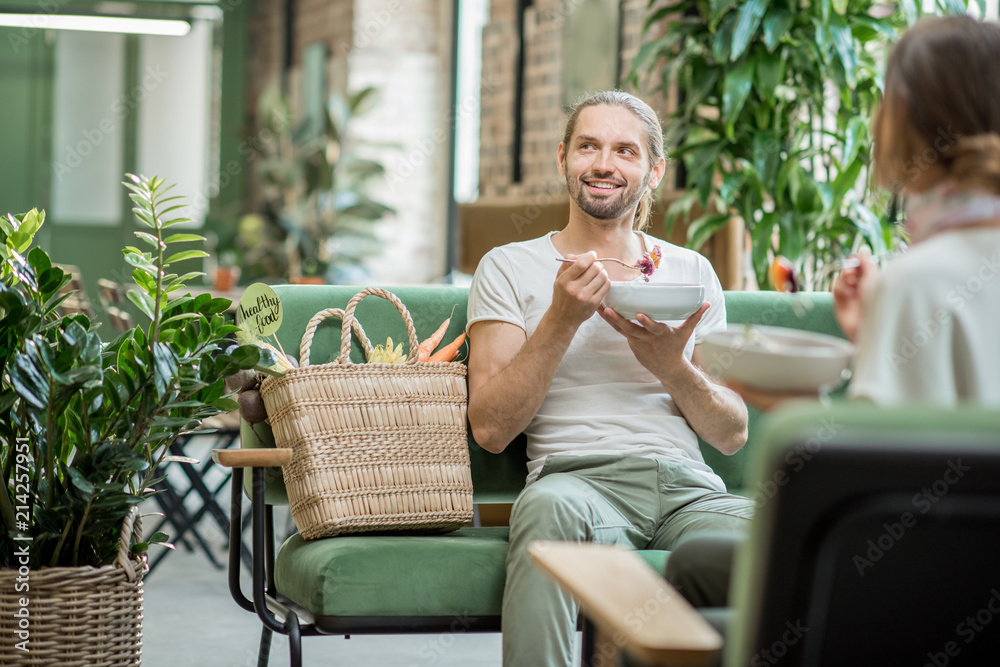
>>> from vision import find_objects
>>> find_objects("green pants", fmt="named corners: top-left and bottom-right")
top-left (502, 455), bottom-right (754, 667)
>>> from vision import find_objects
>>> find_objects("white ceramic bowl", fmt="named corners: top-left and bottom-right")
top-left (700, 325), bottom-right (855, 391)
top-left (604, 282), bottom-right (705, 321)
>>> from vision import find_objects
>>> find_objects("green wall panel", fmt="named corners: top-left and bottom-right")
top-left (0, 0), bottom-right (247, 332)
top-left (0, 24), bottom-right (52, 215)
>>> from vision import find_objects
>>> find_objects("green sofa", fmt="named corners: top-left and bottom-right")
top-left (231, 285), bottom-right (845, 664)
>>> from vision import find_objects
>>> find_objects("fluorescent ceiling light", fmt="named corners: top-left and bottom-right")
top-left (0, 13), bottom-right (191, 37)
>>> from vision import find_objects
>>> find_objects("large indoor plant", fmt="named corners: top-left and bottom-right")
top-left (630, 0), bottom-right (968, 288)
top-left (0, 175), bottom-right (276, 663)
top-left (239, 86), bottom-right (395, 284)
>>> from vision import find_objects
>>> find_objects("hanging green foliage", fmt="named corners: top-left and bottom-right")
top-left (631, 0), bottom-right (972, 288)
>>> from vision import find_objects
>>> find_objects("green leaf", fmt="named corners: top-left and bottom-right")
top-left (828, 14), bottom-right (857, 88)
top-left (67, 467), bottom-right (95, 494)
top-left (841, 116), bottom-right (868, 169)
top-left (164, 250), bottom-right (208, 265)
top-left (161, 455), bottom-right (199, 465)
top-left (851, 202), bottom-right (888, 255)
top-left (754, 49), bottom-right (786, 103)
top-left (18, 208), bottom-right (44, 239)
top-left (10, 345), bottom-right (48, 409)
top-left (790, 167), bottom-right (822, 212)
top-left (124, 251), bottom-right (156, 272)
top-left (762, 9), bottom-right (793, 52)
top-left (208, 298), bottom-right (232, 315)
top-left (230, 345), bottom-right (262, 368)
top-left (730, 0), bottom-right (770, 61)
top-left (684, 139), bottom-right (728, 184)
top-left (750, 212), bottom-right (774, 282)
top-left (212, 397), bottom-right (240, 412)
top-left (718, 170), bottom-right (747, 206)
top-left (161, 312), bottom-right (203, 327)
top-left (696, 170), bottom-right (715, 208)
top-left (851, 16), bottom-right (897, 41)
top-left (752, 131), bottom-right (781, 186)
top-left (683, 68), bottom-right (720, 117)
top-left (132, 268), bottom-right (156, 293)
top-left (632, 34), bottom-right (680, 74)
top-left (163, 233), bottom-right (205, 244)
top-left (687, 213), bottom-right (732, 251)
top-left (777, 212), bottom-right (805, 261)
top-left (148, 531), bottom-right (171, 545)
top-left (159, 217), bottom-right (193, 228)
top-left (831, 156), bottom-right (863, 202)
top-left (722, 58), bottom-right (754, 139)
top-left (712, 15), bottom-right (737, 62)
top-left (127, 289), bottom-right (156, 320)
top-left (37, 267), bottom-right (65, 295)
top-left (134, 231), bottom-right (162, 248)
top-left (642, 1), bottom-right (690, 33)
top-left (26, 246), bottom-right (51, 274)
top-left (131, 208), bottom-right (156, 228)
top-left (710, 0), bottom-right (738, 25)
top-left (936, 0), bottom-right (967, 15)
top-left (163, 272), bottom-right (203, 291)
top-left (898, 0), bottom-right (920, 26)
top-left (152, 342), bottom-right (179, 399)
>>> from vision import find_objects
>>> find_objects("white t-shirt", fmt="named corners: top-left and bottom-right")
top-left (848, 227), bottom-right (1000, 405)
top-left (467, 230), bottom-right (729, 489)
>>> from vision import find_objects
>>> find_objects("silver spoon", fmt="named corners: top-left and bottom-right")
top-left (554, 257), bottom-right (644, 270)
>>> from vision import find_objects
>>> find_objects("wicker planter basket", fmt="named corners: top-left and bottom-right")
top-left (0, 507), bottom-right (147, 666)
top-left (260, 287), bottom-right (474, 540)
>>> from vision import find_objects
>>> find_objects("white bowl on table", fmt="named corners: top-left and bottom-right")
top-left (604, 282), bottom-right (705, 321)
top-left (700, 325), bottom-right (855, 392)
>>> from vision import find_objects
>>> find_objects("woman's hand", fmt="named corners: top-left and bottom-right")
top-left (725, 379), bottom-right (818, 412)
top-left (833, 248), bottom-right (879, 344)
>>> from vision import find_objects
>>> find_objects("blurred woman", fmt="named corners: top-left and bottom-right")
top-left (671, 14), bottom-right (1000, 611)
top-left (735, 14), bottom-right (1000, 410)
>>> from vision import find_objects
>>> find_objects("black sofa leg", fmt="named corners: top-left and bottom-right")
top-left (581, 617), bottom-right (595, 666)
top-left (257, 625), bottom-right (272, 667)
top-left (286, 610), bottom-right (302, 667)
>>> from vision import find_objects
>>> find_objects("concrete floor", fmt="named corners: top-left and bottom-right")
top-left (137, 433), bottom-right (511, 667)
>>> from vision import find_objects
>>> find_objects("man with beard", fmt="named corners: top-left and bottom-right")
top-left (466, 90), bottom-right (754, 666)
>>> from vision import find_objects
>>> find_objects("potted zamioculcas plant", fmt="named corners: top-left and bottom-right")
top-left (0, 175), bottom-right (278, 666)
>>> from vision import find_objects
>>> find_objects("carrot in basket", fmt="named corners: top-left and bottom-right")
top-left (418, 304), bottom-right (458, 361)
top-left (428, 332), bottom-right (467, 362)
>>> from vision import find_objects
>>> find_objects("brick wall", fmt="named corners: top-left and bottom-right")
top-left (477, 0), bottom-right (675, 202)
top-left (294, 0), bottom-right (353, 64)
top-left (245, 0), bottom-right (452, 283)
top-left (246, 0), bottom-right (288, 118)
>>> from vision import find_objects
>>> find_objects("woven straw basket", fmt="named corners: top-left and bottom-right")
top-left (0, 506), bottom-right (147, 666)
top-left (260, 287), bottom-right (473, 540)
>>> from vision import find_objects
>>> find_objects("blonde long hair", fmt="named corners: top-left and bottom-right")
top-left (875, 16), bottom-right (1000, 195)
top-left (562, 91), bottom-right (665, 230)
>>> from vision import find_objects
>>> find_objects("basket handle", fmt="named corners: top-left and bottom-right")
top-left (339, 287), bottom-right (420, 365)
top-left (299, 308), bottom-right (373, 367)
top-left (115, 505), bottom-right (143, 582)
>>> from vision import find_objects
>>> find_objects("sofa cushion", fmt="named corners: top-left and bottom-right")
top-left (275, 526), bottom-right (669, 617)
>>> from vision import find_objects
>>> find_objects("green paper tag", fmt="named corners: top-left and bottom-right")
top-left (237, 283), bottom-right (282, 337)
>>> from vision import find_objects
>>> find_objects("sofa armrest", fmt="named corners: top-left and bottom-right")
top-left (212, 448), bottom-right (292, 468)
top-left (528, 541), bottom-right (722, 666)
